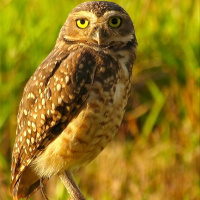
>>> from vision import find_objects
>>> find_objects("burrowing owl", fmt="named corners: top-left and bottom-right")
top-left (11, 1), bottom-right (137, 199)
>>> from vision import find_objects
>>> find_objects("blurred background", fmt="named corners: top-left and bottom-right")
top-left (0, 0), bottom-right (199, 199)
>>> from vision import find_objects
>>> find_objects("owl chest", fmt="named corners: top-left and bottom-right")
top-left (56, 84), bottom-right (125, 168)
top-left (60, 57), bottom-right (131, 162)
top-left (63, 68), bottom-right (130, 156)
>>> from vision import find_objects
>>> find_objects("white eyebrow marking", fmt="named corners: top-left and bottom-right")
top-left (71, 11), bottom-right (98, 21)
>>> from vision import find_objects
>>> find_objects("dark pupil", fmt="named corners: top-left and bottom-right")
top-left (80, 19), bottom-right (85, 24)
top-left (112, 18), bottom-right (118, 24)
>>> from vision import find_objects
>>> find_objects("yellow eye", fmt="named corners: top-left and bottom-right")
top-left (109, 17), bottom-right (121, 28)
top-left (76, 19), bottom-right (89, 29)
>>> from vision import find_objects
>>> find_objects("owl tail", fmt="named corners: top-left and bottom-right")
top-left (11, 165), bottom-right (48, 199)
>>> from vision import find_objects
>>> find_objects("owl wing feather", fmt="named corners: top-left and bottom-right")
top-left (11, 44), bottom-right (97, 197)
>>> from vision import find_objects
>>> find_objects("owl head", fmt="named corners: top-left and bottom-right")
top-left (57, 1), bottom-right (136, 48)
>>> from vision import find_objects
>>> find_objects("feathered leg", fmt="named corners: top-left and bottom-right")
top-left (40, 178), bottom-right (49, 200)
top-left (59, 171), bottom-right (85, 200)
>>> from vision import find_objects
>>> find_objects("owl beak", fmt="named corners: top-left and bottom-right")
top-left (91, 27), bottom-right (106, 46)
top-left (96, 32), bottom-right (102, 46)
top-left (92, 27), bottom-right (104, 46)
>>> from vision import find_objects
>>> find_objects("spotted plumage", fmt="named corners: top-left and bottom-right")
top-left (11, 1), bottom-right (137, 200)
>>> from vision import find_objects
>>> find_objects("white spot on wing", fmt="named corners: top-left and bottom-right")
top-left (26, 139), bottom-right (30, 146)
top-left (57, 84), bottom-right (61, 91)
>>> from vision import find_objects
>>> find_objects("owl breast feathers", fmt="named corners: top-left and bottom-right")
top-left (11, 1), bottom-right (137, 199)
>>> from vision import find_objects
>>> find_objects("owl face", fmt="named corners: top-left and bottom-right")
top-left (60, 1), bottom-right (135, 48)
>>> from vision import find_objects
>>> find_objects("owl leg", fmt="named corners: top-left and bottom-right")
top-left (59, 171), bottom-right (85, 200)
top-left (40, 178), bottom-right (49, 200)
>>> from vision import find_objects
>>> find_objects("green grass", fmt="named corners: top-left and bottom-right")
top-left (0, 0), bottom-right (199, 199)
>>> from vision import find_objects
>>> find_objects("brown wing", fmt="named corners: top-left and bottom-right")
top-left (11, 44), bottom-right (97, 198)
